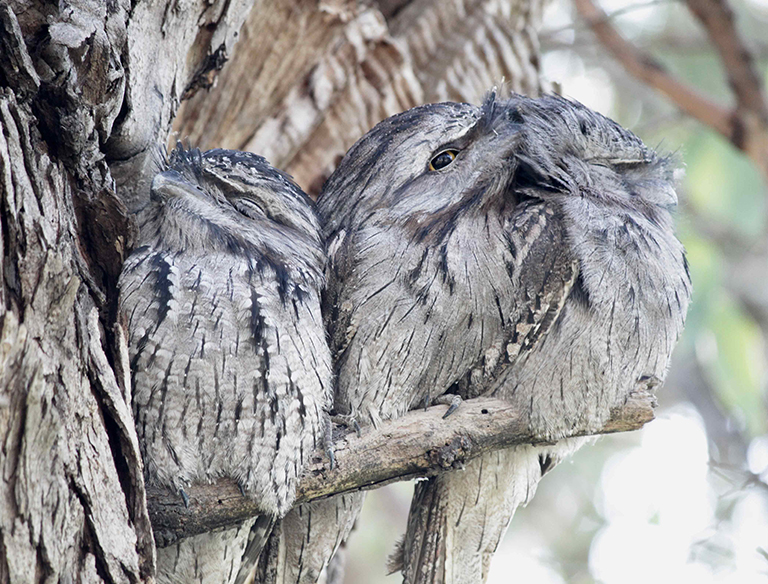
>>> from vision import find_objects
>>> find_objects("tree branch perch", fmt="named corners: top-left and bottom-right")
top-left (148, 392), bottom-right (656, 546)
top-left (684, 0), bottom-right (768, 121)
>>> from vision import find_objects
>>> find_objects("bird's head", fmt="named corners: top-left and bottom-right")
top-left (319, 94), bottom-right (524, 240)
top-left (319, 93), bottom-right (678, 240)
top-left (143, 145), bottom-right (324, 275)
top-left (152, 145), bottom-right (321, 241)
top-left (504, 94), bottom-right (679, 213)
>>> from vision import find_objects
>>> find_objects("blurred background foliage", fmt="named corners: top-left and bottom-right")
top-left (342, 0), bottom-right (768, 582)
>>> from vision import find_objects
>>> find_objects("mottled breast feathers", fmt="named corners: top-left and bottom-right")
top-left (119, 145), bottom-right (332, 517)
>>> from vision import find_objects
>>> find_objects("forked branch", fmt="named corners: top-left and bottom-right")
top-left (573, 0), bottom-right (768, 181)
top-left (573, 0), bottom-right (733, 138)
top-left (684, 0), bottom-right (768, 120)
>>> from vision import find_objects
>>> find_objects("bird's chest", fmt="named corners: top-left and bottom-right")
top-left (127, 252), bottom-right (284, 405)
top-left (408, 231), bottom-right (515, 347)
top-left (339, 227), bottom-right (515, 419)
top-left (492, 241), bottom-right (687, 438)
top-left (398, 227), bottom-right (518, 401)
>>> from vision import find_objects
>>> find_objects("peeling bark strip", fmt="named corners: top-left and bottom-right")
top-left (106, 0), bottom-right (257, 212)
top-left (147, 392), bottom-right (655, 545)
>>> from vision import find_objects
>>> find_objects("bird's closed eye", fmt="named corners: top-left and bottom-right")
top-left (429, 150), bottom-right (458, 171)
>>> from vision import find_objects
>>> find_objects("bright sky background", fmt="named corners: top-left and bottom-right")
top-left (487, 407), bottom-right (768, 583)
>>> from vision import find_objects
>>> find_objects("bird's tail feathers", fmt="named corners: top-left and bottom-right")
top-left (155, 517), bottom-right (261, 584)
top-left (393, 445), bottom-right (578, 584)
top-left (235, 514), bottom-right (277, 584)
top-left (388, 477), bottom-right (448, 583)
top-left (251, 494), bottom-right (364, 584)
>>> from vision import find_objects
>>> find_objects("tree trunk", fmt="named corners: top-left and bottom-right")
top-left (0, 1), bottom-right (254, 580)
top-left (0, 1), bottom-right (544, 581)
top-left (173, 0), bottom-right (545, 196)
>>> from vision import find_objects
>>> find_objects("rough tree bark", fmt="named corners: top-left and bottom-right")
top-left (0, 1), bottom-right (652, 582)
top-left (0, 1), bottom-right (254, 581)
top-left (173, 0), bottom-right (545, 195)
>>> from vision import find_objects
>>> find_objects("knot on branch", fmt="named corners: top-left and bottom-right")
top-left (153, 529), bottom-right (178, 549)
top-left (429, 436), bottom-right (472, 470)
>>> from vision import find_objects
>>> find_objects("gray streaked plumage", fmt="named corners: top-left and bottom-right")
top-left (253, 102), bottom-right (493, 584)
top-left (118, 146), bottom-right (332, 584)
top-left (252, 493), bottom-right (361, 584)
top-left (313, 94), bottom-right (689, 582)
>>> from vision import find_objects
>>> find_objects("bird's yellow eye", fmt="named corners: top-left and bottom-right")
top-left (429, 150), bottom-right (458, 171)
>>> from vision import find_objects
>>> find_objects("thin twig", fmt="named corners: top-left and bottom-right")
top-left (684, 0), bottom-right (768, 120)
top-left (574, 0), bottom-right (768, 183)
top-left (573, 0), bottom-right (733, 140)
top-left (542, 0), bottom-right (675, 39)
top-left (543, 34), bottom-right (768, 61)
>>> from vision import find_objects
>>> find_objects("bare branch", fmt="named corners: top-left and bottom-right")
top-left (543, 32), bottom-right (768, 61)
top-left (147, 392), bottom-right (656, 546)
top-left (573, 0), bottom-right (734, 140)
top-left (574, 0), bottom-right (768, 183)
top-left (542, 0), bottom-right (672, 39)
top-left (684, 0), bottom-right (768, 121)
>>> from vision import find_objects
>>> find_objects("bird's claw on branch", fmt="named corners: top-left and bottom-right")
top-left (179, 488), bottom-right (190, 508)
top-left (325, 417), bottom-right (338, 470)
top-left (331, 413), bottom-right (362, 438)
top-left (433, 394), bottom-right (463, 419)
